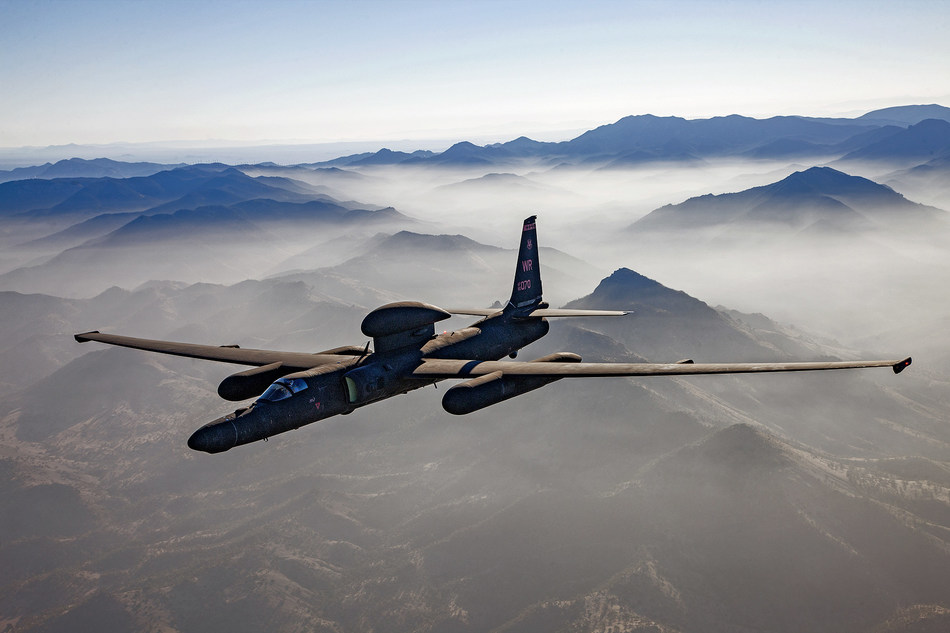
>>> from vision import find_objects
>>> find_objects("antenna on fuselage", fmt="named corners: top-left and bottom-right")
top-left (357, 340), bottom-right (371, 362)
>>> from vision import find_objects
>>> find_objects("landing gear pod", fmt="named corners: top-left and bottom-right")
top-left (217, 362), bottom-right (291, 401)
top-left (441, 352), bottom-right (581, 415)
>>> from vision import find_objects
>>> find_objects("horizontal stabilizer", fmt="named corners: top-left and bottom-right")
top-left (445, 308), bottom-right (628, 318)
top-left (524, 308), bottom-right (629, 317)
top-left (445, 308), bottom-right (503, 317)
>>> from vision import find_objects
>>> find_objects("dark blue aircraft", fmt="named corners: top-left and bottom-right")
top-left (76, 217), bottom-right (911, 453)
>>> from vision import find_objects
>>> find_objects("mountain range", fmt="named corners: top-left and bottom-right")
top-left (0, 164), bottom-right (318, 220)
top-left (0, 157), bottom-right (181, 184)
top-left (2, 103), bottom-right (950, 632)
top-left (2, 263), bottom-right (948, 633)
top-left (312, 105), bottom-right (950, 168)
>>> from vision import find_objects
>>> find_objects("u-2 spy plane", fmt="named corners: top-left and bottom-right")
top-left (76, 216), bottom-right (911, 454)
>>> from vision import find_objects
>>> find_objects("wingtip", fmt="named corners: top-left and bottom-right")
top-left (893, 357), bottom-right (912, 374)
top-left (74, 330), bottom-right (100, 343)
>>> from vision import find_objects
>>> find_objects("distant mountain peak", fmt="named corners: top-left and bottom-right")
top-left (566, 267), bottom-right (711, 315)
top-left (859, 104), bottom-right (950, 125)
top-left (631, 164), bottom-right (924, 234)
top-left (444, 141), bottom-right (479, 152)
top-left (378, 230), bottom-right (492, 253)
top-left (778, 166), bottom-right (872, 191)
top-left (769, 167), bottom-right (909, 208)
top-left (596, 267), bottom-right (665, 292)
top-left (347, 147), bottom-right (435, 166)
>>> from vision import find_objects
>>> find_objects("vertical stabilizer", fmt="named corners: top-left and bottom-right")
top-left (508, 216), bottom-right (543, 314)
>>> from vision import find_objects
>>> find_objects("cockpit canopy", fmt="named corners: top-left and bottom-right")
top-left (258, 377), bottom-right (308, 403)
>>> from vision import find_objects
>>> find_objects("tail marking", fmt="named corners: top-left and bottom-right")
top-left (509, 215), bottom-right (543, 313)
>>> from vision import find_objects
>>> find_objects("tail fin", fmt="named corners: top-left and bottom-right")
top-left (508, 215), bottom-right (544, 314)
top-left (446, 215), bottom-right (627, 319)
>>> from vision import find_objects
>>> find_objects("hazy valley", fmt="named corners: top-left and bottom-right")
top-left (2, 104), bottom-right (950, 632)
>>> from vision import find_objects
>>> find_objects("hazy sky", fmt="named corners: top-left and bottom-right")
top-left (3, 0), bottom-right (949, 147)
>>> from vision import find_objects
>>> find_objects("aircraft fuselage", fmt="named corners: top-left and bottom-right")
top-left (187, 312), bottom-right (550, 453)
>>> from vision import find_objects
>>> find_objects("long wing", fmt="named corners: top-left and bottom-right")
top-left (74, 331), bottom-right (362, 370)
top-left (412, 357), bottom-right (913, 378)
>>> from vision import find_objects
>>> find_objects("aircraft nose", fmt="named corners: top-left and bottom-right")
top-left (187, 415), bottom-right (241, 453)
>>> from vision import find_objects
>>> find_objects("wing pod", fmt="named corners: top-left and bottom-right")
top-left (441, 352), bottom-right (581, 415)
top-left (361, 301), bottom-right (452, 353)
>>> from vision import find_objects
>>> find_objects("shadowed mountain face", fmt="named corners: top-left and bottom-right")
top-left (0, 157), bottom-right (181, 184)
top-left (0, 164), bottom-right (277, 219)
top-left (839, 118), bottom-right (950, 164)
top-left (563, 268), bottom-right (772, 362)
top-left (632, 166), bottom-right (945, 233)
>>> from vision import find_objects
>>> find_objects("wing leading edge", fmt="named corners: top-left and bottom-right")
top-left (74, 331), bottom-right (357, 370)
top-left (412, 357), bottom-right (913, 378)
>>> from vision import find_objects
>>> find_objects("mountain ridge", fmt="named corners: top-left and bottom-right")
top-left (299, 105), bottom-right (948, 169)
top-left (631, 166), bottom-right (945, 233)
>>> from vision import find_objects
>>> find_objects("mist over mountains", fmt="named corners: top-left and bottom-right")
top-left (2, 104), bottom-right (950, 632)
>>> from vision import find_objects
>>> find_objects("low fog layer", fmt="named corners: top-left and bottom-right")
top-left (241, 156), bottom-right (950, 348)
